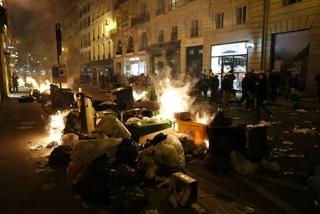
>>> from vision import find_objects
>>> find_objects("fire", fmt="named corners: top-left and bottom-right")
top-left (195, 111), bottom-right (214, 125)
top-left (38, 80), bottom-right (51, 93)
top-left (133, 90), bottom-right (147, 101)
top-left (47, 111), bottom-right (67, 145)
top-left (26, 76), bottom-right (51, 93)
top-left (18, 78), bottom-right (25, 87)
top-left (158, 79), bottom-right (194, 120)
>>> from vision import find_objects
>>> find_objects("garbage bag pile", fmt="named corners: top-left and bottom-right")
top-left (47, 118), bottom-right (187, 212)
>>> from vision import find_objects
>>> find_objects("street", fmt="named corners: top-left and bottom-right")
top-left (0, 94), bottom-right (319, 213)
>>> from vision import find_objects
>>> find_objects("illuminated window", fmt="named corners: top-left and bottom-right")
top-left (236, 6), bottom-right (247, 25)
top-left (215, 12), bottom-right (224, 29)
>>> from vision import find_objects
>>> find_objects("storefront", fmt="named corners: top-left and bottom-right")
top-left (124, 56), bottom-right (147, 77)
top-left (210, 42), bottom-right (250, 90)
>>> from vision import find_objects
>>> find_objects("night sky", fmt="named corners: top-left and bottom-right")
top-left (6, 0), bottom-right (75, 52)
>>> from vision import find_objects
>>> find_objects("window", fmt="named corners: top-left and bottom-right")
top-left (236, 6), bottom-right (247, 25)
top-left (158, 30), bottom-right (164, 43)
top-left (156, 0), bottom-right (165, 15)
top-left (171, 26), bottom-right (178, 40)
top-left (116, 40), bottom-right (122, 55)
top-left (190, 19), bottom-right (199, 37)
top-left (127, 36), bottom-right (134, 53)
top-left (141, 32), bottom-right (148, 50)
top-left (170, 0), bottom-right (177, 11)
top-left (283, 0), bottom-right (301, 5)
top-left (215, 12), bottom-right (224, 29)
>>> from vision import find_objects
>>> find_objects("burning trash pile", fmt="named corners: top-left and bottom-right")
top-left (34, 72), bottom-right (284, 212)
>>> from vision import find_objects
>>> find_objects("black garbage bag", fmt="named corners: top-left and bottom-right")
top-left (48, 145), bottom-right (73, 169)
top-left (209, 111), bottom-right (232, 127)
top-left (64, 111), bottom-right (81, 135)
top-left (143, 133), bottom-right (167, 149)
top-left (111, 186), bottom-right (147, 214)
top-left (115, 138), bottom-right (139, 167)
top-left (18, 96), bottom-right (35, 103)
top-left (108, 163), bottom-right (144, 187)
top-left (73, 153), bottom-right (112, 206)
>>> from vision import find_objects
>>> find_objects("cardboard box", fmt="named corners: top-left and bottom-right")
top-left (174, 120), bottom-right (207, 144)
top-left (169, 172), bottom-right (198, 207)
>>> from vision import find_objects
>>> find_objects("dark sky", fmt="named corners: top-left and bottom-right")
top-left (6, 0), bottom-right (75, 52)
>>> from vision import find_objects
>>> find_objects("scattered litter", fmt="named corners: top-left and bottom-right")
top-left (296, 109), bottom-right (307, 113)
top-left (17, 126), bottom-right (33, 130)
top-left (261, 158), bottom-right (281, 172)
top-left (283, 171), bottom-right (294, 176)
top-left (41, 182), bottom-right (56, 191)
top-left (283, 131), bottom-right (290, 134)
top-left (267, 136), bottom-right (274, 141)
top-left (292, 127), bottom-right (318, 135)
top-left (245, 206), bottom-right (256, 213)
top-left (288, 154), bottom-right (304, 158)
top-left (230, 151), bottom-right (258, 175)
top-left (62, 133), bottom-right (79, 148)
top-left (304, 120), bottom-right (313, 124)
top-left (233, 117), bottom-right (240, 120)
top-left (21, 121), bottom-right (36, 125)
top-left (191, 203), bottom-right (206, 213)
top-left (271, 121), bottom-right (282, 125)
top-left (81, 201), bottom-right (89, 209)
top-left (247, 120), bottom-right (271, 128)
top-left (282, 141), bottom-right (294, 145)
top-left (143, 209), bottom-right (160, 214)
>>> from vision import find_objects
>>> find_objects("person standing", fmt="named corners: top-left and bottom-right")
top-left (269, 70), bottom-right (279, 104)
top-left (255, 72), bottom-right (272, 118)
top-left (11, 73), bottom-right (19, 93)
top-left (238, 73), bottom-right (250, 108)
top-left (209, 72), bottom-right (219, 103)
top-left (221, 73), bottom-right (233, 107)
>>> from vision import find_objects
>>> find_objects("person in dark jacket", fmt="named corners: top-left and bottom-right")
top-left (221, 73), bottom-right (233, 107)
top-left (238, 73), bottom-right (250, 108)
top-left (209, 73), bottom-right (219, 103)
top-left (255, 72), bottom-right (272, 118)
top-left (269, 70), bottom-right (279, 104)
top-left (11, 73), bottom-right (19, 93)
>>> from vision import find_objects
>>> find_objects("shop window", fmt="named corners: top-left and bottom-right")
top-left (116, 40), bottom-right (122, 55)
top-left (190, 19), bottom-right (199, 38)
top-left (171, 26), bottom-right (178, 41)
top-left (215, 12), bottom-right (224, 29)
top-left (127, 36), bottom-right (134, 53)
top-left (158, 30), bottom-right (164, 43)
top-left (140, 32), bottom-right (148, 50)
top-left (236, 6), bottom-right (247, 25)
top-left (283, 0), bottom-right (301, 5)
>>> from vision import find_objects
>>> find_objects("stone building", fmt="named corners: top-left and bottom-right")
top-left (111, 0), bottom-right (151, 79)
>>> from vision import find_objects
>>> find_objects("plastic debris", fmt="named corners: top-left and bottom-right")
top-left (94, 115), bottom-right (131, 138)
top-left (296, 109), bottom-right (307, 113)
top-left (282, 141), bottom-right (294, 145)
top-left (292, 127), bottom-right (318, 135)
top-left (62, 133), bottom-right (79, 148)
top-left (230, 151), bottom-right (258, 175)
top-left (48, 145), bottom-right (73, 169)
top-left (245, 206), bottom-right (256, 213)
top-left (67, 138), bottom-right (122, 185)
top-left (247, 120), bottom-right (271, 128)
top-left (283, 171), bottom-right (294, 176)
top-left (261, 158), bottom-right (281, 172)
top-left (138, 134), bottom-right (185, 179)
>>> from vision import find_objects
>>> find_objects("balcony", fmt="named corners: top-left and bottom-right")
top-left (168, 0), bottom-right (196, 11)
top-left (131, 13), bottom-right (150, 26)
